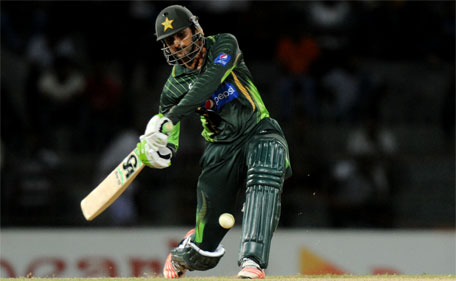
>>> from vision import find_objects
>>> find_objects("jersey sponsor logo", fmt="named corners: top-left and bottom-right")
top-left (205, 82), bottom-right (239, 111)
top-left (214, 53), bottom-right (231, 66)
top-left (205, 99), bottom-right (215, 109)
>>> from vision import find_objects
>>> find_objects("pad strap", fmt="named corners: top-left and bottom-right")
top-left (171, 236), bottom-right (225, 271)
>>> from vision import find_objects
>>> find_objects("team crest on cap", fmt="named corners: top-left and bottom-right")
top-left (214, 53), bottom-right (231, 66)
top-left (162, 17), bottom-right (174, 32)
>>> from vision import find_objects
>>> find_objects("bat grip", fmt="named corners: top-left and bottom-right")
top-left (162, 121), bottom-right (174, 134)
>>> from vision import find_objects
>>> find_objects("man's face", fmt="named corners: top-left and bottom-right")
top-left (163, 27), bottom-right (194, 60)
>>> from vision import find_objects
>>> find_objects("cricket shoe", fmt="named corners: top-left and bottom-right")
top-left (237, 258), bottom-right (265, 279)
top-left (163, 253), bottom-right (186, 279)
top-left (163, 229), bottom-right (195, 279)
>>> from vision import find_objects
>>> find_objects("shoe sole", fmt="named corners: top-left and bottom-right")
top-left (237, 268), bottom-right (265, 279)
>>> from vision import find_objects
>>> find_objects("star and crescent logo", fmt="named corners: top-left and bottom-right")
top-left (161, 17), bottom-right (174, 32)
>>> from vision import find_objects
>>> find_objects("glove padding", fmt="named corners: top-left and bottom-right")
top-left (171, 235), bottom-right (225, 271)
top-left (140, 113), bottom-right (173, 150)
top-left (137, 140), bottom-right (172, 169)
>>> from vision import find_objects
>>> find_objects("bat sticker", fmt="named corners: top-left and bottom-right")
top-left (123, 154), bottom-right (138, 179)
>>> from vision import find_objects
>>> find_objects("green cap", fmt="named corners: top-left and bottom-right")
top-left (155, 5), bottom-right (197, 41)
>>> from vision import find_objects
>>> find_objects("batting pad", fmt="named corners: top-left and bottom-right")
top-left (239, 138), bottom-right (286, 268)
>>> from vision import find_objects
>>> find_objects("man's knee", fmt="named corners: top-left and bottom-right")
top-left (247, 138), bottom-right (288, 190)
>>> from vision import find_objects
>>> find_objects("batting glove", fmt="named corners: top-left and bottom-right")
top-left (137, 140), bottom-right (172, 169)
top-left (140, 113), bottom-right (173, 149)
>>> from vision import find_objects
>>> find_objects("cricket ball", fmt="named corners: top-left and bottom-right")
top-left (219, 213), bottom-right (235, 229)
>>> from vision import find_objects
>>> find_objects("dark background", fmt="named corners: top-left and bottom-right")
top-left (1, 1), bottom-right (454, 229)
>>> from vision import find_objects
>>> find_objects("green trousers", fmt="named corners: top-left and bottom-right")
top-left (193, 117), bottom-right (291, 260)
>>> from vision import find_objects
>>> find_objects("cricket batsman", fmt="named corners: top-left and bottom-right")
top-left (137, 5), bottom-right (292, 279)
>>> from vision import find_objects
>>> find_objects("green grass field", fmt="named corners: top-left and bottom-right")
top-left (2, 275), bottom-right (455, 281)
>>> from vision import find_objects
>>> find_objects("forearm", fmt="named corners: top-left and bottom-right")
top-left (165, 34), bottom-right (241, 124)
top-left (165, 69), bottom-right (228, 124)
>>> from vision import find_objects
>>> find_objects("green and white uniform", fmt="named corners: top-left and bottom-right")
top-left (159, 33), bottom-right (292, 268)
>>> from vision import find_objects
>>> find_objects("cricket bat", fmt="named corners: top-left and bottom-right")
top-left (81, 148), bottom-right (144, 221)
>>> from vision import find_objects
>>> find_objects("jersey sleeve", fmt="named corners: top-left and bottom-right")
top-left (159, 83), bottom-right (181, 154)
top-left (165, 33), bottom-right (242, 124)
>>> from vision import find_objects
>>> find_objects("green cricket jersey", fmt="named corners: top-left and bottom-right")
top-left (159, 33), bottom-right (270, 149)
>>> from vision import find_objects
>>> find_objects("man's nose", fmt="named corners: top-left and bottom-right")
top-left (173, 37), bottom-right (182, 48)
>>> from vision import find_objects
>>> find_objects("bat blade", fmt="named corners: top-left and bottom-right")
top-left (81, 148), bottom-right (144, 221)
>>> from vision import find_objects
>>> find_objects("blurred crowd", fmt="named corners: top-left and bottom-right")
top-left (1, 1), bottom-right (454, 228)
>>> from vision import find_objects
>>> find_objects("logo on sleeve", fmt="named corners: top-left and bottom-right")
top-left (214, 53), bottom-right (231, 66)
top-left (204, 82), bottom-right (239, 111)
